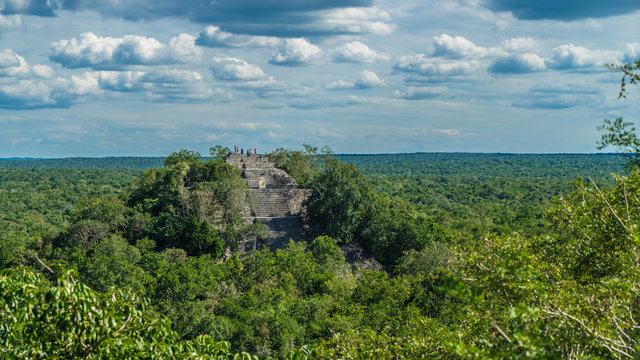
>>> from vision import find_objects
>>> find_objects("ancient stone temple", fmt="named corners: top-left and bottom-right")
top-left (226, 153), bottom-right (311, 250)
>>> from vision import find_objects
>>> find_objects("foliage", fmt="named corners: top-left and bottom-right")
top-left (305, 157), bottom-right (372, 243)
top-left (210, 145), bottom-right (232, 160)
top-left (0, 265), bottom-right (313, 359)
top-left (304, 156), bottom-right (449, 265)
top-left (313, 311), bottom-right (457, 359)
top-left (0, 145), bottom-right (637, 358)
top-left (121, 153), bottom-right (251, 255)
top-left (164, 149), bottom-right (203, 167)
top-left (598, 118), bottom-right (640, 169)
top-left (448, 172), bottom-right (640, 358)
top-left (267, 144), bottom-right (331, 186)
top-left (606, 59), bottom-right (640, 99)
top-left (0, 157), bottom-right (164, 170)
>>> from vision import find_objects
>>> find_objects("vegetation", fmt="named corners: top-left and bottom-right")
top-left (0, 59), bottom-right (638, 358)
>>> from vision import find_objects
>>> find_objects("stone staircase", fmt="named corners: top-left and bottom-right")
top-left (226, 153), bottom-right (310, 249)
top-left (250, 189), bottom-right (291, 217)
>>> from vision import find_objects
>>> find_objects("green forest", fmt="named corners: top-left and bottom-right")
top-left (1, 60), bottom-right (640, 359)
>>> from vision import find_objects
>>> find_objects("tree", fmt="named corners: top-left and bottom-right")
top-left (210, 145), bottom-right (231, 160)
top-left (598, 59), bottom-right (640, 167)
top-left (0, 265), bottom-right (313, 359)
top-left (267, 144), bottom-right (331, 186)
top-left (305, 157), bottom-right (372, 243)
top-left (605, 59), bottom-right (640, 99)
top-left (597, 118), bottom-right (640, 168)
top-left (164, 149), bottom-right (202, 167)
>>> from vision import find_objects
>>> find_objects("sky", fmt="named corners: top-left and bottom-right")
top-left (0, 0), bottom-right (639, 157)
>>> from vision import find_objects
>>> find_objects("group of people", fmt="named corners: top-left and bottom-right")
top-left (232, 146), bottom-right (258, 156)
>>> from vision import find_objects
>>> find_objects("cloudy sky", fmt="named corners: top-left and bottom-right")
top-left (1, 0), bottom-right (639, 157)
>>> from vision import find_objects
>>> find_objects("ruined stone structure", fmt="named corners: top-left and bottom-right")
top-left (226, 153), bottom-right (311, 250)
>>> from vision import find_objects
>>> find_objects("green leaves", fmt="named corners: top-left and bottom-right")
top-left (597, 117), bottom-right (640, 169)
top-left (0, 266), bottom-right (312, 359)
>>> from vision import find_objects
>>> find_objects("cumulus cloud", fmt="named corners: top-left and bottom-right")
top-left (326, 70), bottom-right (383, 90)
top-left (269, 38), bottom-right (323, 66)
top-left (355, 70), bottom-right (383, 88)
top-left (330, 41), bottom-right (389, 63)
top-left (393, 55), bottom-right (480, 83)
top-left (312, 7), bottom-right (394, 35)
top-left (0, 47), bottom-right (222, 108)
top-left (211, 57), bottom-right (266, 81)
top-left (488, 53), bottom-right (546, 74)
top-left (501, 37), bottom-right (539, 53)
top-left (195, 26), bottom-right (235, 47)
top-left (50, 32), bottom-right (202, 69)
top-left (0, 49), bottom-right (53, 78)
top-left (196, 26), bottom-right (281, 48)
top-left (93, 71), bottom-right (145, 92)
top-left (92, 69), bottom-right (224, 103)
top-left (483, 0), bottom-right (640, 21)
top-left (432, 34), bottom-right (496, 59)
top-left (546, 44), bottom-right (622, 70)
top-left (0, 79), bottom-right (56, 109)
top-left (0, 49), bottom-right (102, 109)
top-left (0, 70), bottom-right (103, 110)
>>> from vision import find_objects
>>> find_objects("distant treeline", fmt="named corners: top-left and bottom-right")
top-left (0, 157), bottom-right (166, 170)
top-left (338, 152), bottom-right (627, 180)
top-left (0, 153), bottom-right (627, 179)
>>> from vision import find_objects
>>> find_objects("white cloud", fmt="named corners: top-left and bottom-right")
top-left (67, 72), bottom-right (101, 96)
top-left (196, 25), bottom-right (281, 48)
top-left (326, 70), bottom-right (383, 90)
top-left (211, 57), bottom-right (266, 81)
top-left (501, 37), bottom-right (539, 53)
top-left (624, 42), bottom-right (640, 62)
top-left (432, 33), bottom-right (496, 59)
top-left (546, 44), bottom-right (622, 70)
top-left (0, 14), bottom-right (22, 30)
top-left (393, 54), bottom-right (480, 78)
top-left (330, 41), bottom-right (389, 63)
top-left (168, 33), bottom-right (202, 60)
top-left (325, 79), bottom-right (353, 90)
top-left (50, 32), bottom-right (202, 69)
top-left (0, 49), bottom-right (53, 78)
top-left (269, 38), bottom-right (323, 66)
top-left (196, 26), bottom-right (235, 47)
top-left (355, 70), bottom-right (383, 88)
top-left (393, 86), bottom-right (450, 100)
top-left (0, 79), bottom-right (55, 108)
top-left (92, 69), bottom-right (219, 103)
top-left (314, 7), bottom-right (395, 35)
top-left (93, 71), bottom-right (146, 91)
top-left (0, 50), bottom-right (102, 108)
top-left (430, 127), bottom-right (461, 136)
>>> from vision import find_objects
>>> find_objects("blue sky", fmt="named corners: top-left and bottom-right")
top-left (0, 0), bottom-right (639, 157)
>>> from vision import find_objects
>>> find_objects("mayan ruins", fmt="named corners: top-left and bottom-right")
top-left (226, 153), bottom-right (311, 250)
